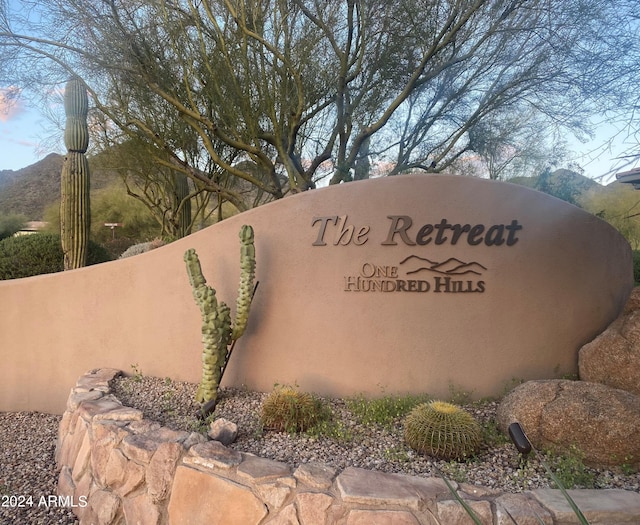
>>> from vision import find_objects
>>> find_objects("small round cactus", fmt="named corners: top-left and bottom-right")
top-left (261, 386), bottom-right (324, 433)
top-left (403, 401), bottom-right (482, 460)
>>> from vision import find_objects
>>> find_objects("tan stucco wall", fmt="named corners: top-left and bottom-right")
top-left (0, 175), bottom-right (633, 414)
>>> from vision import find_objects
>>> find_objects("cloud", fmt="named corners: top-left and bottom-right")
top-left (0, 86), bottom-right (24, 122)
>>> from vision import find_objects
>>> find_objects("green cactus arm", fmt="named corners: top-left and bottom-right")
top-left (232, 224), bottom-right (256, 340)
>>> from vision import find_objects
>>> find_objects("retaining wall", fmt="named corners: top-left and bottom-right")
top-left (55, 369), bottom-right (640, 524)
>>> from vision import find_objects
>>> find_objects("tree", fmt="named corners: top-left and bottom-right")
top-left (0, 212), bottom-right (26, 240)
top-left (580, 183), bottom-right (640, 249)
top-left (1, 0), bottom-right (638, 199)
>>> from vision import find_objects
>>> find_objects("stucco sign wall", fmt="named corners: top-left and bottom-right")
top-left (0, 174), bottom-right (633, 413)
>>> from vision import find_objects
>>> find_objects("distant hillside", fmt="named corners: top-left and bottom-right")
top-left (507, 168), bottom-right (603, 206)
top-left (0, 154), bottom-right (117, 220)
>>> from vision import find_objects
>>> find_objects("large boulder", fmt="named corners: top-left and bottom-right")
top-left (579, 287), bottom-right (640, 396)
top-left (497, 380), bottom-right (640, 468)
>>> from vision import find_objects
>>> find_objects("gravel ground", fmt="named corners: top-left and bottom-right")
top-left (111, 375), bottom-right (640, 493)
top-left (0, 412), bottom-right (78, 525)
top-left (2, 375), bottom-right (638, 525)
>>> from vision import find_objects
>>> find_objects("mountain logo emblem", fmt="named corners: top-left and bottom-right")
top-left (398, 255), bottom-right (487, 277)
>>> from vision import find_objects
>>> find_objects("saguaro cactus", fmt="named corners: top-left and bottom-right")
top-left (185, 225), bottom-right (257, 406)
top-left (60, 76), bottom-right (91, 270)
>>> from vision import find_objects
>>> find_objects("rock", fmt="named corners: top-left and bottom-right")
top-left (497, 380), bottom-right (640, 468)
top-left (208, 417), bottom-right (238, 445)
top-left (579, 288), bottom-right (640, 396)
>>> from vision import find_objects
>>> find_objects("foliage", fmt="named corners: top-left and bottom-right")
top-left (92, 141), bottom-right (211, 239)
top-left (2, 0), bottom-right (638, 198)
top-left (43, 183), bottom-right (162, 248)
top-left (185, 225), bottom-right (256, 407)
top-left (403, 401), bottom-right (482, 460)
top-left (261, 385), bottom-right (327, 433)
top-left (547, 445), bottom-right (596, 489)
top-left (0, 233), bottom-right (111, 280)
top-left (346, 392), bottom-right (430, 428)
top-left (0, 213), bottom-right (26, 240)
top-left (534, 168), bottom-right (600, 206)
top-left (119, 239), bottom-right (166, 259)
top-left (580, 183), bottom-right (640, 249)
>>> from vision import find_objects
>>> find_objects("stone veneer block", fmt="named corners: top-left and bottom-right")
top-left (121, 433), bottom-right (161, 464)
top-left (236, 454), bottom-right (292, 483)
top-left (437, 499), bottom-right (493, 524)
top-left (336, 466), bottom-right (449, 511)
top-left (147, 442), bottom-right (185, 503)
top-left (88, 489), bottom-right (121, 524)
top-left (293, 462), bottom-right (338, 490)
top-left (57, 465), bottom-right (75, 500)
top-left (71, 430), bottom-right (92, 483)
top-left (75, 368), bottom-right (121, 392)
top-left (91, 421), bottom-right (131, 487)
top-left (123, 493), bottom-right (161, 525)
top-left (346, 509), bottom-right (421, 525)
top-left (270, 503), bottom-right (299, 525)
top-left (168, 465), bottom-right (268, 524)
top-left (114, 459), bottom-right (145, 498)
top-left (92, 406), bottom-right (144, 422)
top-left (184, 440), bottom-right (243, 470)
top-left (255, 482), bottom-right (292, 511)
top-left (531, 488), bottom-right (640, 523)
top-left (104, 448), bottom-right (128, 488)
top-left (77, 396), bottom-right (123, 422)
top-left (296, 492), bottom-right (334, 525)
top-left (67, 389), bottom-right (104, 411)
top-left (494, 493), bottom-right (552, 525)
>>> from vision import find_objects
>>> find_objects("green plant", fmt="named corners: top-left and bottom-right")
top-left (619, 456), bottom-right (637, 476)
top-left (305, 412), bottom-right (353, 442)
top-left (0, 213), bottom-right (27, 240)
top-left (383, 445), bottom-right (411, 463)
top-left (60, 76), bottom-right (91, 270)
top-left (403, 401), bottom-right (482, 460)
top-left (548, 445), bottom-right (595, 489)
top-left (448, 382), bottom-right (474, 405)
top-left (346, 392), bottom-right (430, 427)
top-left (184, 224), bottom-right (256, 407)
top-left (0, 233), bottom-right (111, 280)
top-left (261, 385), bottom-right (326, 433)
top-left (130, 363), bottom-right (143, 382)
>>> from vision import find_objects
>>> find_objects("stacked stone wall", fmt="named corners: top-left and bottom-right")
top-left (55, 370), bottom-right (640, 524)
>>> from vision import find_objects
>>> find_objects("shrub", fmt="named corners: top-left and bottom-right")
top-left (403, 401), bottom-right (482, 460)
top-left (0, 233), bottom-right (112, 280)
top-left (347, 393), bottom-right (430, 427)
top-left (119, 238), bottom-right (166, 259)
top-left (261, 385), bottom-right (326, 433)
top-left (0, 213), bottom-right (27, 241)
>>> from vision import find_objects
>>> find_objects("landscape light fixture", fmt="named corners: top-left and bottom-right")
top-left (508, 422), bottom-right (532, 456)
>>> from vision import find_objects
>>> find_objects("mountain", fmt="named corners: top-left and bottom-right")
top-left (0, 153), bottom-right (117, 220)
top-left (507, 168), bottom-right (602, 205)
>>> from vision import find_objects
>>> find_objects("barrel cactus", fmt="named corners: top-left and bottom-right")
top-left (261, 386), bottom-right (324, 433)
top-left (60, 76), bottom-right (90, 270)
top-left (184, 224), bottom-right (256, 407)
top-left (403, 401), bottom-right (482, 460)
